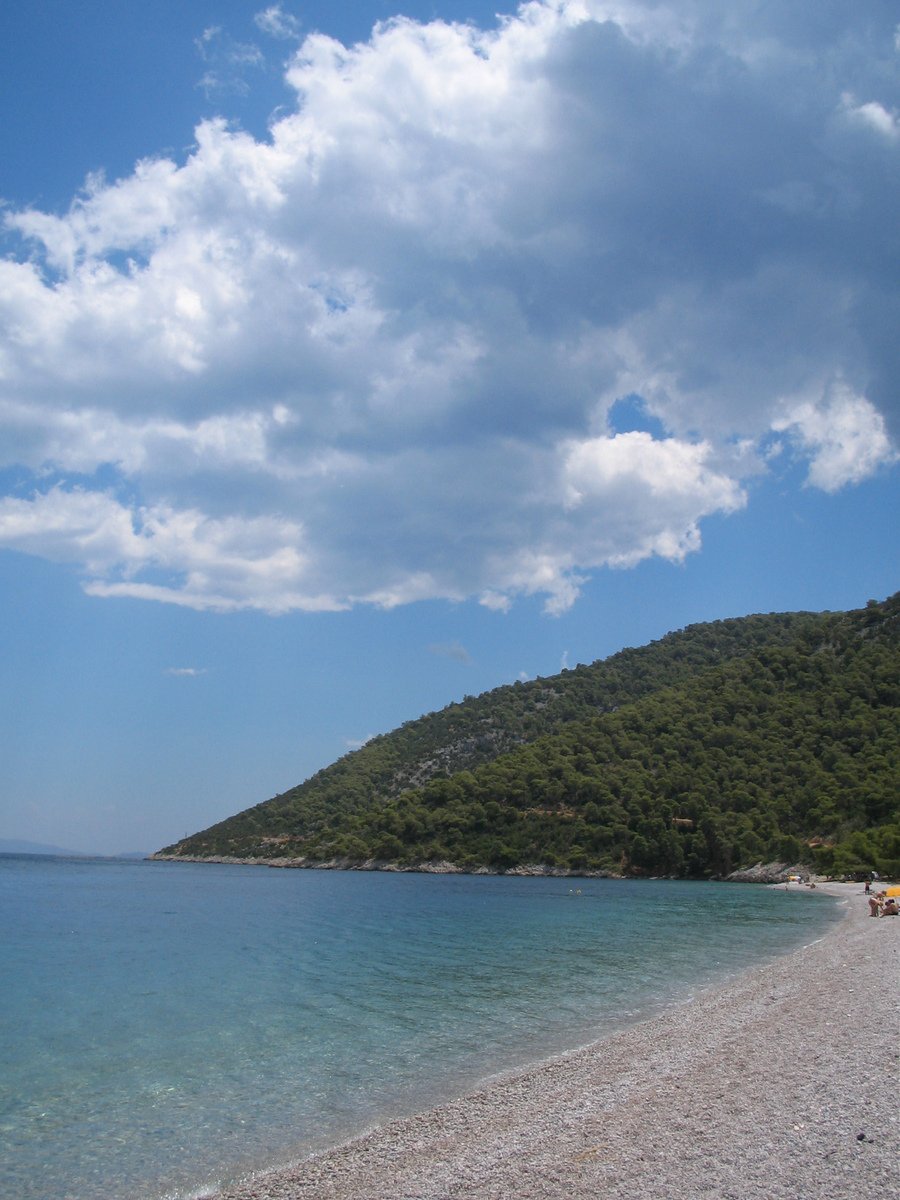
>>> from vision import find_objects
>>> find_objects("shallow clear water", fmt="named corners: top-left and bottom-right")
top-left (0, 856), bottom-right (840, 1200)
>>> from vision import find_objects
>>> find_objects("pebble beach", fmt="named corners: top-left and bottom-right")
top-left (211, 882), bottom-right (898, 1200)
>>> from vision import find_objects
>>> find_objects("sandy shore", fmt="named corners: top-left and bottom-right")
top-left (212, 882), bottom-right (898, 1199)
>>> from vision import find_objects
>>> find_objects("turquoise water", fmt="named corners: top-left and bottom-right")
top-left (1, 856), bottom-right (840, 1200)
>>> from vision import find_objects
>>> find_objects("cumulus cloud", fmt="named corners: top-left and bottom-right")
top-left (840, 93), bottom-right (900, 140)
top-left (0, 0), bottom-right (896, 614)
top-left (0, 487), bottom-right (331, 613)
top-left (773, 383), bottom-right (898, 492)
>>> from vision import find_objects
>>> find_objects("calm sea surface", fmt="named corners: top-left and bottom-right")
top-left (1, 856), bottom-right (840, 1200)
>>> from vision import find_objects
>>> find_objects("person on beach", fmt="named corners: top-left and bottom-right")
top-left (868, 895), bottom-right (881, 917)
top-left (881, 898), bottom-right (899, 916)
top-left (865, 879), bottom-right (871, 894)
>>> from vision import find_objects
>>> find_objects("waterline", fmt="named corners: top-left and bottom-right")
top-left (0, 857), bottom-right (841, 1200)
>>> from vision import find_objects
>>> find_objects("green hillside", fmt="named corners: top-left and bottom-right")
top-left (156, 594), bottom-right (900, 878)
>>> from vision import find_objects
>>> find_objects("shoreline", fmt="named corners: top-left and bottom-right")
top-left (148, 853), bottom-right (622, 876)
top-left (208, 881), bottom-right (898, 1200)
top-left (149, 853), bottom-right (811, 883)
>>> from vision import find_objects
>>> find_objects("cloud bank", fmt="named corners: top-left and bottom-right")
top-left (1, 0), bottom-right (897, 614)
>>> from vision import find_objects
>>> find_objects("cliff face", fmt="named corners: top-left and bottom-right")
top-left (156, 594), bottom-right (900, 879)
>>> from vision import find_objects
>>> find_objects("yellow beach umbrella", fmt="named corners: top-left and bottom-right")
top-left (885, 885), bottom-right (900, 897)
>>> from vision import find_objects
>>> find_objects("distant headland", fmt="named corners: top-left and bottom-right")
top-left (153, 594), bottom-right (899, 881)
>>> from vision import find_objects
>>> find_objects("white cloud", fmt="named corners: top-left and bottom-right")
top-left (480, 591), bottom-right (513, 613)
top-left (773, 382), bottom-right (898, 492)
top-left (563, 433), bottom-right (743, 515)
top-left (0, 488), bottom-right (146, 575)
top-left (0, 1), bottom-right (896, 614)
top-left (840, 93), bottom-right (900, 140)
top-left (255, 6), bottom-right (302, 41)
top-left (0, 487), bottom-right (339, 614)
top-left (165, 667), bottom-right (207, 677)
top-left (0, 399), bottom-right (274, 475)
top-left (194, 26), bottom-right (264, 97)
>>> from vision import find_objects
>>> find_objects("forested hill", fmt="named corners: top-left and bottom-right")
top-left (156, 594), bottom-right (900, 878)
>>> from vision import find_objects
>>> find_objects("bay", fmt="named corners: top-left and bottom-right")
top-left (0, 855), bottom-right (840, 1200)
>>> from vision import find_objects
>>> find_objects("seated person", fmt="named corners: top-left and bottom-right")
top-left (881, 898), bottom-right (899, 916)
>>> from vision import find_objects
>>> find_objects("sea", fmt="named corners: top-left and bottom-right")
top-left (0, 855), bottom-right (842, 1200)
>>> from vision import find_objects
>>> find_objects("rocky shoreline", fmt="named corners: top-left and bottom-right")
top-left (148, 853), bottom-right (619, 876)
top-left (149, 853), bottom-right (813, 883)
top-left (203, 880), bottom-right (897, 1200)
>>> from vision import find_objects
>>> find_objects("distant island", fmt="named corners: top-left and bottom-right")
top-left (0, 839), bottom-right (92, 858)
top-left (0, 841), bottom-right (149, 860)
top-left (154, 593), bottom-right (899, 880)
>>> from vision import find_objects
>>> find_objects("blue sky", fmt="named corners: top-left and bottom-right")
top-left (1, 1), bottom-right (897, 855)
